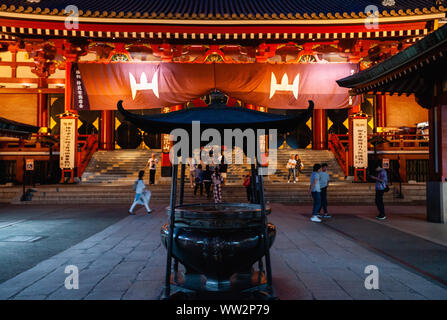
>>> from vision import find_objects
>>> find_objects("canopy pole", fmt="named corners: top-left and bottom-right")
top-left (174, 163), bottom-right (186, 282)
top-left (257, 163), bottom-right (274, 295)
top-left (162, 163), bottom-right (178, 299)
top-left (179, 163), bottom-right (186, 205)
top-left (250, 163), bottom-right (257, 203)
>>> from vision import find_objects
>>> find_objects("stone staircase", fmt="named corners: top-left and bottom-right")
top-left (0, 147), bottom-right (426, 205)
top-left (81, 150), bottom-right (163, 185)
top-left (0, 186), bottom-right (21, 203)
top-left (80, 148), bottom-right (346, 185)
top-left (10, 183), bottom-right (425, 205)
top-left (265, 148), bottom-right (345, 184)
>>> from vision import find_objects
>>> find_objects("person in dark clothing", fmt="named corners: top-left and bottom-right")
top-left (203, 165), bottom-right (213, 198)
top-left (250, 173), bottom-right (261, 204)
top-left (318, 163), bottom-right (331, 218)
top-left (309, 163), bottom-right (322, 223)
top-left (219, 154), bottom-right (228, 184)
top-left (243, 173), bottom-right (251, 202)
top-left (371, 165), bottom-right (388, 220)
top-left (194, 164), bottom-right (204, 196)
top-left (295, 154), bottom-right (303, 182)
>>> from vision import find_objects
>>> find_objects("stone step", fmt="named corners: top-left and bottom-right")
top-left (80, 148), bottom-right (347, 185)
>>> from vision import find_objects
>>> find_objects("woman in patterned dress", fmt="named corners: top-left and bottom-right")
top-left (211, 167), bottom-right (224, 203)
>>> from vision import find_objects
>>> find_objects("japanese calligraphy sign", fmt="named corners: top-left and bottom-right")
top-left (60, 118), bottom-right (76, 169)
top-left (353, 118), bottom-right (368, 169)
top-left (71, 63), bottom-right (90, 110)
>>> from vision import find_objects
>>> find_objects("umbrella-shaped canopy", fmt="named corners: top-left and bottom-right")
top-left (117, 100), bottom-right (314, 134)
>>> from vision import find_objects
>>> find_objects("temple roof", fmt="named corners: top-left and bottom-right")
top-left (0, 117), bottom-right (40, 139)
top-left (337, 24), bottom-right (447, 96)
top-left (0, 0), bottom-right (445, 21)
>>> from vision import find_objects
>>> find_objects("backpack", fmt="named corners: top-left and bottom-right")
top-left (243, 177), bottom-right (250, 187)
top-left (132, 180), bottom-right (138, 191)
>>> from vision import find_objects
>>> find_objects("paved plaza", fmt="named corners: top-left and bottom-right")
top-left (0, 203), bottom-right (446, 300)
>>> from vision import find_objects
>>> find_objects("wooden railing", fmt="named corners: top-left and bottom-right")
top-left (369, 133), bottom-right (429, 150)
top-left (0, 133), bottom-right (98, 177)
top-left (328, 133), bottom-right (349, 177)
top-left (0, 133), bottom-right (59, 152)
top-left (328, 132), bottom-right (429, 177)
top-left (77, 134), bottom-right (99, 177)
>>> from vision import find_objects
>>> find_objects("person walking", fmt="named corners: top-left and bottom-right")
top-left (287, 154), bottom-right (297, 183)
top-left (243, 173), bottom-right (252, 202)
top-left (211, 167), bottom-right (224, 203)
top-left (194, 164), bottom-right (204, 196)
top-left (318, 163), bottom-right (331, 218)
top-left (219, 154), bottom-right (228, 185)
top-left (188, 156), bottom-right (198, 189)
top-left (295, 154), bottom-right (303, 182)
top-left (144, 153), bottom-right (158, 185)
top-left (203, 165), bottom-right (213, 198)
top-left (309, 164), bottom-right (322, 223)
top-left (371, 165), bottom-right (388, 220)
top-left (129, 170), bottom-right (152, 215)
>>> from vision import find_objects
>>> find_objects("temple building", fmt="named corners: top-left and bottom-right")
top-left (0, 0), bottom-right (445, 188)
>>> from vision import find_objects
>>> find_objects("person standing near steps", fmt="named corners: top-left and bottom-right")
top-left (287, 154), bottom-right (297, 183)
top-left (318, 163), bottom-right (331, 219)
top-left (144, 153), bottom-right (158, 185)
top-left (203, 165), bottom-right (213, 198)
top-left (295, 154), bottom-right (303, 182)
top-left (129, 170), bottom-right (152, 215)
top-left (194, 164), bottom-right (204, 196)
top-left (371, 165), bottom-right (388, 220)
top-left (212, 167), bottom-right (224, 203)
top-left (309, 164), bottom-right (322, 223)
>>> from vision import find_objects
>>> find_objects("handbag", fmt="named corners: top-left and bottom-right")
top-left (384, 185), bottom-right (390, 193)
top-left (243, 177), bottom-right (250, 187)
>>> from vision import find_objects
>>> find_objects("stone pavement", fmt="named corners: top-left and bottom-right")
top-left (0, 203), bottom-right (446, 300)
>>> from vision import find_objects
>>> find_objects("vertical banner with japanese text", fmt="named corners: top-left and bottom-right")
top-left (71, 63), bottom-right (90, 110)
top-left (353, 118), bottom-right (368, 168)
top-left (60, 118), bottom-right (76, 169)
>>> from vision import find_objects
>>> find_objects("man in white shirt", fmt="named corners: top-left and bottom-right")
top-left (318, 163), bottom-right (331, 218)
top-left (287, 155), bottom-right (297, 183)
top-left (144, 153), bottom-right (158, 185)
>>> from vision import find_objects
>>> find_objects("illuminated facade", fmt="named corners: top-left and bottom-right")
top-left (0, 0), bottom-right (445, 183)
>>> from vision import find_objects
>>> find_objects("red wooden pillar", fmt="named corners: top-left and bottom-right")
top-left (100, 110), bottom-right (114, 150)
top-left (161, 105), bottom-right (183, 177)
top-left (64, 61), bottom-right (72, 112)
top-left (376, 94), bottom-right (387, 128)
top-left (426, 86), bottom-right (447, 223)
top-left (312, 109), bottom-right (327, 150)
top-left (37, 77), bottom-right (48, 128)
top-left (256, 106), bottom-right (269, 165)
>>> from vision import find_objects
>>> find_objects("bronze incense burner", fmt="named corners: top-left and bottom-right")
top-left (160, 203), bottom-right (276, 292)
